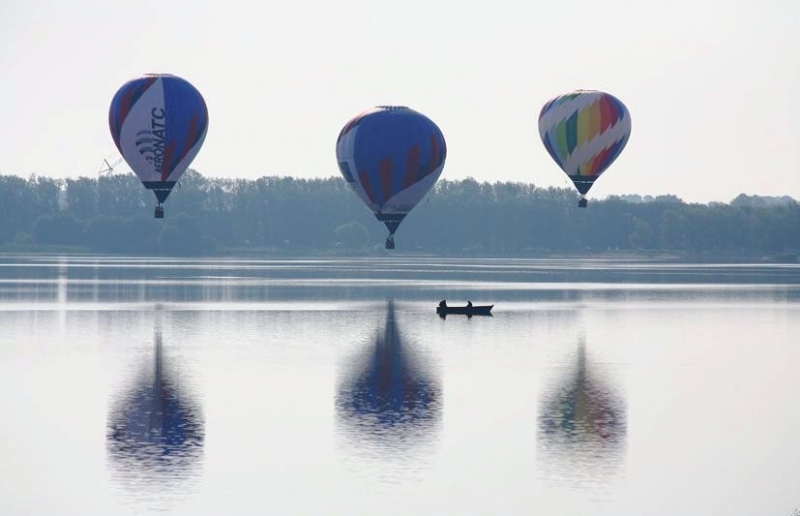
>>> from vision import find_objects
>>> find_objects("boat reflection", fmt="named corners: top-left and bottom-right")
top-left (107, 327), bottom-right (204, 498)
top-left (335, 300), bottom-right (442, 479)
top-left (537, 335), bottom-right (627, 487)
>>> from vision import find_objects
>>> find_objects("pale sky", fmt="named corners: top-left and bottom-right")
top-left (1, 0), bottom-right (798, 203)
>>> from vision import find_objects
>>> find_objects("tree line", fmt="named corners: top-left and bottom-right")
top-left (0, 171), bottom-right (798, 257)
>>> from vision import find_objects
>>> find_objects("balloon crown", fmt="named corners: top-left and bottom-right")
top-left (377, 105), bottom-right (411, 112)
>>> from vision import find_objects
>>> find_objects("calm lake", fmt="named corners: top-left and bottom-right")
top-left (0, 255), bottom-right (798, 515)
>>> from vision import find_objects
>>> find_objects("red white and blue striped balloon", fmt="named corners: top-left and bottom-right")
top-left (538, 90), bottom-right (631, 198)
top-left (109, 74), bottom-right (208, 204)
top-left (336, 106), bottom-right (446, 240)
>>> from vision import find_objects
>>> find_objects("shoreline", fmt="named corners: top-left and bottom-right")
top-left (0, 244), bottom-right (795, 264)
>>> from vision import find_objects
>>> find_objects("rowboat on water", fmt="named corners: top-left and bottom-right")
top-left (436, 304), bottom-right (493, 316)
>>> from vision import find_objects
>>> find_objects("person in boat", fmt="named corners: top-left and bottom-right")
top-left (467, 300), bottom-right (473, 308)
top-left (439, 300), bottom-right (447, 308)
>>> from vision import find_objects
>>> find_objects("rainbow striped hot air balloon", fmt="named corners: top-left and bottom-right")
top-left (538, 90), bottom-right (631, 207)
top-left (336, 106), bottom-right (446, 249)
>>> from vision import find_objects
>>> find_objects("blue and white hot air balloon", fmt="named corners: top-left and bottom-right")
top-left (336, 106), bottom-right (446, 249)
top-left (109, 74), bottom-right (209, 218)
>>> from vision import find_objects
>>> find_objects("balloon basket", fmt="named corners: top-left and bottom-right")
top-left (578, 198), bottom-right (588, 208)
top-left (154, 205), bottom-right (165, 218)
top-left (385, 237), bottom-right (395, 250)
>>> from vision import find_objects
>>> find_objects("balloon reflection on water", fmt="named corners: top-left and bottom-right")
top-left (107, 329), bottom-right (204, 499)
top-left (537, 335), bottom-right (627, 486)
top-left (336, 300), bottom-right (442, 480)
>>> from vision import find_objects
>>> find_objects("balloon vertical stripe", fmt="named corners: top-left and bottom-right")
top-left (601, 95), bottom-right (617, 133)
top-left (556, 122), bottom-right (569, 159)
top-left (423, 135), bottom-right (442, 180)
top-left (167, 115), bottom-right (199, 179)
top-left (161, 141), bottom-right (176, 181)
top-left (379, 156), bottom-right (393, 204)
top-left (542, 133), bottom-right (561, 168)
top-left (590, 146), bottom-right (611, 177)
top-left (403, 145), bottom-right (421, 189)
top-left (587, 103), bottom-right (601, 142)
top-left (566, 112), bottom-right (578, 155)
top-left (577, 108), bottom-right (589, 148)
top-left (359, 170), bottom-right (377, 205)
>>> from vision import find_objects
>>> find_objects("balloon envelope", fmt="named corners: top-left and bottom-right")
top-left (336, 106), bottom-right (446, 238)
top-left (109, 73), bottom-right (209, 204)
top-left (538, 90), bottom-right (630, 196)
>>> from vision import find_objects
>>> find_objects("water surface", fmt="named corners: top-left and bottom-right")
top-left (0, 255), bottom-right (798, 515)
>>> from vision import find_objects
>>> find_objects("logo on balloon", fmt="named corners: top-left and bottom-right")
top-left (135, 107), bottom-right (167, 172)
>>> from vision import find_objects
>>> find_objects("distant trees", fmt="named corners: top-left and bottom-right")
top-left (0, 171), bottom-right (797, 257)
top-left (335, 222), bottom-right (369, 249)
top-left (157, 213), bottom-right (204, 256)
top-left (32, 214), bottom-right (85, 246)
top-left (731, 193), bottom-right (796, 208)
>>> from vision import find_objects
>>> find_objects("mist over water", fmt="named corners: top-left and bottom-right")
top-left (0, 255), bottom-right (798, 515)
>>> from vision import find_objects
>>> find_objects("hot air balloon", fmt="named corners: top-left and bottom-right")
top-left (109, 74), bottom-right (209, 218)
top-left (538, 90), bottom-right (631, 207)
top-left (336, 106), bottom-right (446, 249)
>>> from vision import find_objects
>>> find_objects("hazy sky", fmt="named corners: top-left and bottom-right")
top-left (1, 0), bottom-right (798, 202)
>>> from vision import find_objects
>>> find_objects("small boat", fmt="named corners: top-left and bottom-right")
top-left (436, 304), bottom-right (494, 316)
